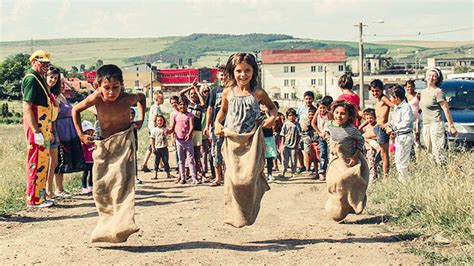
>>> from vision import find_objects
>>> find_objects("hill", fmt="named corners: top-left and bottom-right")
top-left (1, 34), bottom-right (471, 70)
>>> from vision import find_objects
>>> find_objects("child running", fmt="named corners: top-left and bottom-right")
top-left (169, 96), bottom-right (199, 185)
top-left (72, 64), bottom-right (146, 243)
top-left (151, 114), bottom-right (171, 179)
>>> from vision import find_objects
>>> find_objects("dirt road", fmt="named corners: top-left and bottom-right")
top-left (0, 171), bottom-right (420, 264)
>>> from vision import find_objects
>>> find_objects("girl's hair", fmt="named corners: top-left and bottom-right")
top-left (338, 74), bottom-right (353, 90)
top-left (427, 67), bottom-right (443, 86)
top-left (224, 53), bottom-right (259, 91)
top-left (272, 100), bottom-right (280, 110)
top-left (404, 79), bottom-right (415, 88)
top-left (330, 100), bottom-right (356, 124)
top-left (47, 65), bottom-right (62, 96)
top-left (317, 95), bottom-right (333, 107)
top-left (363, 108), bottom-right (376, 117)
top-left (155, 114), bottom-right (166, 126)
top-left (170, 95), bottom-right (179, 102)
top-left (177, 95), bottom-right (189, 105)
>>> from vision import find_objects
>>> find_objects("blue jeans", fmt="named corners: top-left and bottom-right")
top-left (318, 138), bottom-right (328, 174)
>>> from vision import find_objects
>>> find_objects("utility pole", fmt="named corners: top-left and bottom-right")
top-left (356, 22), bottom-right (367, 108)
top-left (323, 65), bottom-right (327, 96)
top-left (150, 64), bottom-right (154, 99)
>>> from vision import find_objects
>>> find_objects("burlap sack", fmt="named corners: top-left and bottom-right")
top-left (91, 126), bottom-right (139, 243)
top-left (325, 139), bottom-right (369, 222)
top-left (222, 127), bottom-right (270, 228)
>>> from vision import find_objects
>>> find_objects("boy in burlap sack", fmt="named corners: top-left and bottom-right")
top-left (324, 101), bottom-right (369, 222)
top-left (72, 64), bottom-right (146, 243)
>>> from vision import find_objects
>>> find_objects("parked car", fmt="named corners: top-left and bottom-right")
top-left (415, 79), bottom-right (474, 149)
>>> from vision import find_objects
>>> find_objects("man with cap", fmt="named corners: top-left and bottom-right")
top-left (22, 50), bottom-right (55, 208)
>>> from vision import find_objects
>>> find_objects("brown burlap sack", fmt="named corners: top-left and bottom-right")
top-left (91, 126), bottom-right (139, 243)
top-left (325, 139), bottom-right (369, 222)
top-left (222, 127), bottom-right (270, 228)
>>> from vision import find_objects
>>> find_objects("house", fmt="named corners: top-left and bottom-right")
top-left (156, 67), bottom-right (218, 92)
top-left (427, 57), bottom-right (474, 75)
top-left (63, 78), bottom-right (94, 98)
top-left (261, 48), bottom-right (347, 101)
top-left (121, 63), bottom-right (155, 91)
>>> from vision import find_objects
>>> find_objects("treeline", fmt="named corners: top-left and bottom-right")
top-left (127, 33), bottom-right (388, 65)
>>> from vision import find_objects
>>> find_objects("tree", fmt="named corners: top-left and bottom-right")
top-left (71, 66), bottom-right (79, 73)
top-left (96, 59), bottom-right (103, 68)
top-left (454, 66), bottom-right (472, 74)
top-left (79, 64), bottom-right (86, 72)
top-left (0, 53), bottom-right (30, 97)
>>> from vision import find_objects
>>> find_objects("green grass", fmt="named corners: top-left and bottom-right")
top-left (0, 37), bottom-right (180, 69)
top-left (369, 149), bottom-right (474, 262)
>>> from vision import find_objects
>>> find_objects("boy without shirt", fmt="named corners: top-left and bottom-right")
top-left (370, 79), bottom-right (393, 178)
top-left (72, 64), bottom-right (146, 243)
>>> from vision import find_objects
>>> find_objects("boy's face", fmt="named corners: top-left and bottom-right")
top-left (371, 87), bottom-right (383, 99)
top-left (153, 94), bottom-right (164, 105)
top-left (288, 113), bottom-right (296, 122)
top-left (100, 78), bottom-right (122, 102)
top-left (84, 129), bottom-right (95, 136)
top-left (365, 113), bottom-right (376, 125)
top-left (304, 96), bottom-right (314, 107)
top-left (318, 105), bottom-right (328, 115)
top-left (308, 111), bottom-right (315, 121)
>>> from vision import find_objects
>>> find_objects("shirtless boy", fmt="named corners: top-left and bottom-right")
top-left (72, 64), bottom-right (146, 142)
top-left (369, 79), bottom-right (393, 178)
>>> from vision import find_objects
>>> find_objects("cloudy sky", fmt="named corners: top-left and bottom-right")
top-left (1, 0), bottom-right (473, 42)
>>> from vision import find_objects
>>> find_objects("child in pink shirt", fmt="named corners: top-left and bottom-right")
top-left (170, 96), bottom-right (199, 185)
top-left (81, 120), bottom-right (95, 194)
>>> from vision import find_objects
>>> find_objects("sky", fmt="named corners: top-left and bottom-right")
top-left (1, 0), bottom-right (473, 43)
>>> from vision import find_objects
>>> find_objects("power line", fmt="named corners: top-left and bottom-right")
top-left (365, 26), bottom-right (473, 38)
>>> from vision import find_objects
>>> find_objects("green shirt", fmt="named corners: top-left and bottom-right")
top-left (22, 68), bottom-right (48, 107)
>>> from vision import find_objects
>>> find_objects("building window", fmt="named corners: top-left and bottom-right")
top-left (284, 66), bottom-right (289, 73)
top-left (284, 93), bottom-right (289, 99)
top-left (311, 66), bottom-right (316, 72)
top-left (284, 79), bottom-right (289, 86)
top-left (136, 73), bottom-right (139, 77)
top-left (274, 93), bottom-right (281, 99)
top-left (318, 78), bottom-right (323, 86)
top-left (291, 93), bottom-right (297, 99)
top-left (311, 79), bottom-right (317, 85)
top-left (290, 66), bottom-right (295, 73)
top-left (318, 66), bottom-right (323, 72)
top-left (134, 80), bottom-right (139, 87)
top-left (290, 79), bottom-right (296, 86)
top-left (338, 65), bottom-right (344, 72)
top-left (136, 67), bottom-right (139, 71)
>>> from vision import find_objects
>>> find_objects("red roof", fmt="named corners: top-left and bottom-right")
top-left (261, 48), bottom-right (346, 64)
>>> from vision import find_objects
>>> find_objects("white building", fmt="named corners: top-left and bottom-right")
top-left (427, 57), bottom-right (474, 75)
top-left (261, 48), bottom-right (347, 102)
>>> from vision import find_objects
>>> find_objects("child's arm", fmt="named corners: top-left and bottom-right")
top-left (382, 95), bottom-right (395, 108)
top-left (195, 87), bottom-right (206, 107)
top-left (255, 88), bottom-right (277, 128)
top-left (348, 128), bottom-right (364, 166)
top-left (358, 120), bottom-right (368, 130)
top-left (72, 92), bottom-right (100, 145)
top-left (214, 88), bottom-right (230, 136)
top-left (150, 136), bottom-right (156, 153)
top-left (185, 113), bottom-right (194, 141)
top-left (133, 93), bottom-right (146, 129)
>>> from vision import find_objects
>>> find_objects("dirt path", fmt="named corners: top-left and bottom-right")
top-left (0, 171), bottom-right (420, 264)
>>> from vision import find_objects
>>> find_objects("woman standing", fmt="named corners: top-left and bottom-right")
top-left (419, 68), bottom-right (457, 164)
top-left (54, 79), bottom-right (86, 197)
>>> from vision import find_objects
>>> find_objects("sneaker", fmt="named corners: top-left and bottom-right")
top-left (318, 174), bottom-right (326, 181)
top-left (27, 200), bottom-right (54, 208)
top-left (140, 165), bottom-right (151, 173)
top-left (135, 178), bottom-right (143, 185)
top-left (179, 178), bottom-right (186, 184)
top-left (81, 188), bottom-right (90, 195)
top-left (267, 174), bottom-right (275, 183)
top-left (297, 167), bottom-right (306, 174)
top-left (56, 190), bottom-right (73, 199)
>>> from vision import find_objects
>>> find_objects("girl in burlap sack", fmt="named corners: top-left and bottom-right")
top-left (324, 100), bottom-right (369, 222)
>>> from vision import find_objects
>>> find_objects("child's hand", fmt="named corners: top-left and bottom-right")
top-left (192, 78), bottom-right (199, 87)
top-left (215, 123), bottom-right (224, 136)
top-left (261, 117), bottom-right (275, 128)
top-left (185, 132), bottom-right (192, 141)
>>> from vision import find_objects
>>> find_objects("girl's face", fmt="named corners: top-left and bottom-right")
top-left (170, 99), bottom-right (178, 110)
top-left (189, 89), bottom-right (198, 102)
top-left (406, 83), bottom-right (415, 94)
top-left (287, 113), bottom-right (296, 122)
top-left (318, 105), bottom-right (328, 115)
top-left (365, 114), bottom-right (376, 125)
top-left (426, 71), bottom-right (438, 87)
top-left (333, 106), bottom-right (350, 126)
top-left (155, 116), bottom-right (165, 128)
top-left (47, 72), bottom-right (59, 87)
top-left (178, 101), bottom-right (187, 113)
top-left (233, 62), bottom-right (253, 88)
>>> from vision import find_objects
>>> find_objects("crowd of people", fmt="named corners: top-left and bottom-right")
top-left (21, 50), bottom-right (457, 210)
